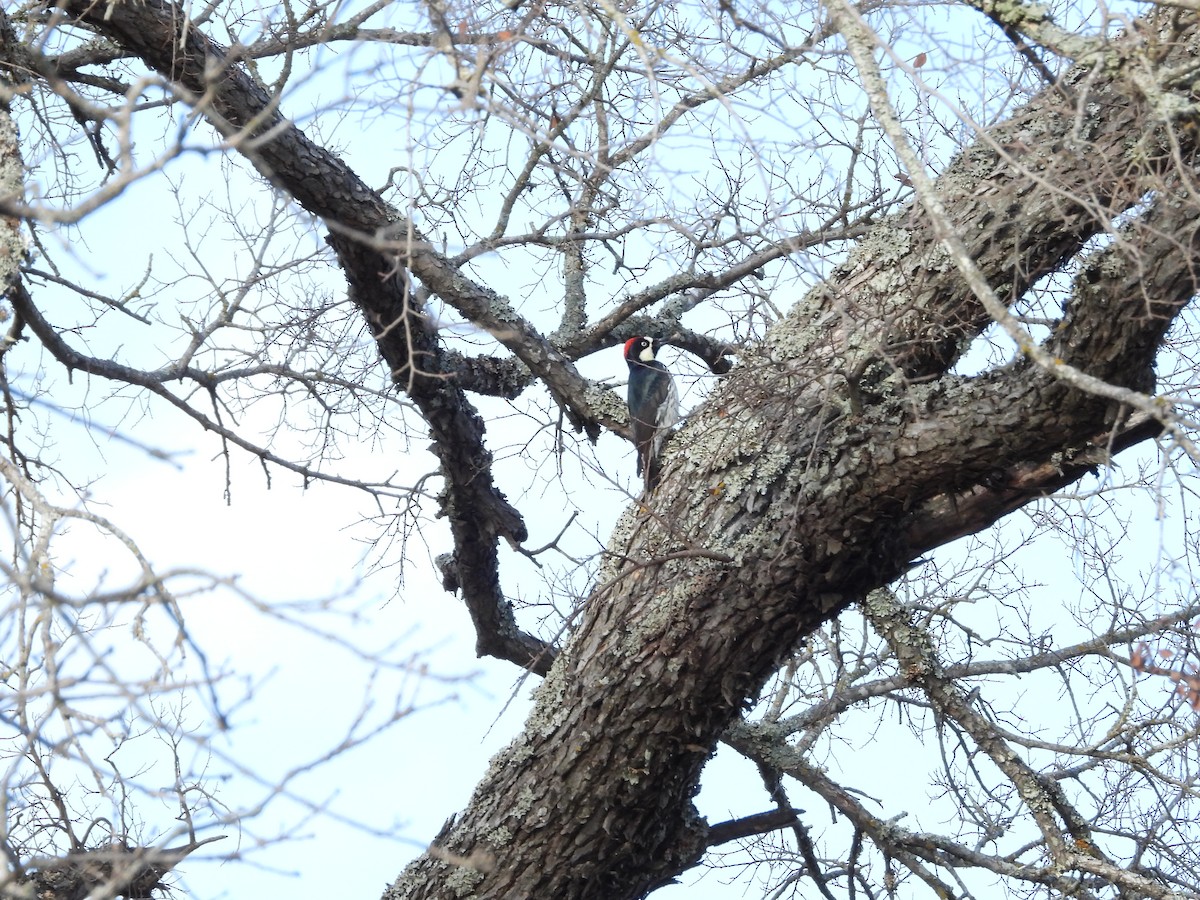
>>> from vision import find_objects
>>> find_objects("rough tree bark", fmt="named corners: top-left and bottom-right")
top-left (383, 15), bottom-right (1200, 900)
top-left (18, 3), bottom-right (1200, 899)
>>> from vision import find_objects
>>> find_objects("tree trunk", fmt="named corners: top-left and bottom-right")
top-left (385, 16), bottom-right (1200, 900)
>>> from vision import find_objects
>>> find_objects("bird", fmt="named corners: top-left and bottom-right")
top-left (623, 336), bottom-right (679, 491)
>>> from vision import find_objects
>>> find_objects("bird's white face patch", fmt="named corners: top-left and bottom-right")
top-left (638, 340), bottom-right (656, 363)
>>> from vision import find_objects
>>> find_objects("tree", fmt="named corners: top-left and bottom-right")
top-left (2, 0), bottom-right (1200, 898)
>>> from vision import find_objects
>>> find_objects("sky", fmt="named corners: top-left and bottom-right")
top-left (5, 1), bottom-right (1198, 898)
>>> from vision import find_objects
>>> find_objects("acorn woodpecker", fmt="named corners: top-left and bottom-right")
top-left (624, 336), bottom-right (679, 490)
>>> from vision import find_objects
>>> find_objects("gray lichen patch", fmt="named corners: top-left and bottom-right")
top-left (0, 102), bottom-right (28, 288)
top-left (510, 784), bottom-right (537, 820)
top-left (594, 503), bottom-right (645, 586)
top-left (589, 383), bottom-right (630, 425)
top-left (444, 863), bottom-right (486, 898)
top-left (484, 824), bottom-right (513, 847)
top-left (611, 573), bottom-right (695, 653)
top-left (674, 404), bottom-right (773, 474)
top-left (849, 224), bottom-right (915, 269)
top-left (525, 671), bottom-right (573, 737)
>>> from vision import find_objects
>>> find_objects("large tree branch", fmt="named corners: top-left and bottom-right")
top-left (56, 0), bottom-right (560, 671)
top-left (796, 10), bottom-right (1200, 391)
top-left (740, 600), bottom-right (1200, 747)
top-left (900, 180), bottom-right (1200, 555)
top-left (724, 588), bottom-right (1197, 898)
top-left (723, 731), bottom-right (1120, 898)
top-left (61, 0), bottom-right (622, 436)
top-left (20, 836), bottom-right (224, 900)
top-left (863, 587), bottom-right (1103, 868)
